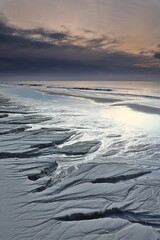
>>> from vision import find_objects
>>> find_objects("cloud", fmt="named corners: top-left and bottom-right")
top-left (0, 18), bottom-right (160, 75)
top-left (0, 21), bottom-right (54, 49)
top-left (154, 52), bottom-right (160, 59)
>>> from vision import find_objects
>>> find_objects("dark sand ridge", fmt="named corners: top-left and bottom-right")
top-left (41, 90), bottom-right (122, 103)
top-left (112, 103), bottom-right (160, 115)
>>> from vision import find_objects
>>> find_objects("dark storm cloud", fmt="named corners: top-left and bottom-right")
top-left (154, 52), bottom-right (160, 59)
top-left (0, 18), bottom-right (160, 75)
top-left (0, 21), bottom-right (70, 47)
top-left (85, 36), bottom-right (109, 47)
top-left (85, 37), bottom-right (121, 48)
top-left (0, 21), bottom-right (56, 49)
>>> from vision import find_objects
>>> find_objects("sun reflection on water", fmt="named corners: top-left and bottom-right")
top-left (101, 106), bottom-right (160, 133)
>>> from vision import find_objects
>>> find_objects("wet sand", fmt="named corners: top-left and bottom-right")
top-left (40, 90), bottom-right (160, 115)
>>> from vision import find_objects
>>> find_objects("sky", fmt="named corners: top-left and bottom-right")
top-left (0, 0), bottom-right (160, 80)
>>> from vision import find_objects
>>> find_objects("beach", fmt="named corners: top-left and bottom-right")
top-left (0, 81), bottom-right (160, 240)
